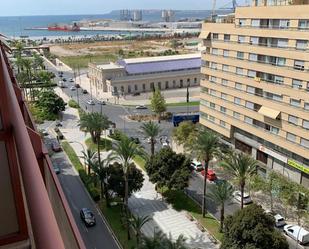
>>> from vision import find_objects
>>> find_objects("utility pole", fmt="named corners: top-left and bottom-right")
top-left (186, 83), bottom-right (190, 115)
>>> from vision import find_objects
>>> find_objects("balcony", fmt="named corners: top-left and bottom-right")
top-left (0, 41), bottom-right (85, 249)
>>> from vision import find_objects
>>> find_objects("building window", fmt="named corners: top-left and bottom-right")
top-left (236, 67), bottom-right (243, 75)
top-left (121, 86), bottom-right (124, 93)
top-left (223, 50), bottom-right (229, 57)
top-left (244, 116), bottom-right (253, 124)
top-left (165, 81), bottom-right (169, 89)
top-left (288, 115), bottom-right (298, 125)
top-left (210, 76), bottom-right (217, 82)
top-left (222, 79), bottom-right (228, 86)
top-left (286, 132), bottom-right (296, 142)
top-left (158, 82), bottom-right (161, 90)
top-left (113, 86), bottom-right (118, 93)
top-left (201, 112), bottom-right (208, 119)
top-left (235, 83), bottom-right (242, 90)
top-left (249, 53), bottom-right (257, 61)
top-left (142, 84), bottom-right (146, 91)
top-left (250, 36), bottom-right (259, 45)
top-left (134, 84), bottom-right (138, 91)
top-left (194, 78), bottom-right (197, 84)
top-left (251, 19), bottom-right (260, 27)
top-left (300, 138), bottom-right (309, 148)
top-left (211, 62), bottom-right (217, 70)
top-left (221, 93), bottom-right (227, 100)
top-left (296, 40), bottom-right (307, 50)
top-left (238, 36), bottom-right (245, 43)
top-left (277, 39), bottom-right (288, 48)
top-left (237, 51), bottom-right (244, 59)
top-left (247, 86), bottom-right (255, 94)
top-left (220, 120), bottom-right (226, 127)
top-left (292, 79), bottom-right (302, 89)
top-left (212, 48), bottom-right (218, 55)
top-left (245, 101), bottom-right (255, 110)
top-left (290, 98), bottom-right (301, 107)
top-left (305, 102), bottom-right (309, 110)
top-left (302, 120), bottom-right (309, 129)
top-left (222, 65), bottom-right (229, 72)
top-left (220, 106), bottom-right (226, 113)
top-left (201, 87), bottom-right (209, 93)
top-left (274, 75), bottom-right (284, 84)
top-left (298, 19), bottom-right (309, 29)
top-left (294, 60), bottom-right (305, 71)
top-left (270, 126), bottom-right (279, 134)
top-left (187, 79), bottom-right (190, 84)
top-left (209, 115), bottom-right (215, 122)
top-left (210, 89), bottom-right (217, 96)
top-left (224, 34), bottom-right (230, 41)
top-left (173, 80), bottom-right (176, 88)
top-left (234, 97), bottom-right (241, 105)
top-left (200, 99), bottom-right (208, 106)
top-left (210, 102), bottom-right (216, 109)
top-left (247, 70), bottom-right (256, 78)
top-left (128, 85), bottom-right (131, 93)
top-left (239, 19), bottom-right (246, 26)
top-left (150, 82), bottom-right (155, 91)
top-left (213, 33), bottom-right (218, 39)
top-left (180, 80), bottom-right (183, 87)
top-left (233, 112), bottom-right (241, 119)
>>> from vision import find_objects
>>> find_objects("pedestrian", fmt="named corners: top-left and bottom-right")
top-left (85, 106), bottom-right (87, 111)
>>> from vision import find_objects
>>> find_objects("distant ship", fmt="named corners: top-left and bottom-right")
top-left (48, 22), bottom-right (80, 32)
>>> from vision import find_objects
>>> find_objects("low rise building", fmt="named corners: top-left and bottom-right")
top-left (88, 53), bottom-right (202, 96)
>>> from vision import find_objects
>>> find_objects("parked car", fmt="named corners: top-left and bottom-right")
top-left (233, 190), bottom-right (253, 205)
top-left (70, 86), bottom-right (76, 91)
top-left (201, 169), bottom-right (217, 181)
top-left (162, 141), bottom-right (170, 148)
top-left (62, 78), bottom-right (67, 82)
top-left (69, 78), bottom-right (74, 82)
top-left (40, 129), bottom-right (49, 136)
top-left (132, 92), bottom-right (140, 96)
top-left (75, 83), bottom-right (80, 88)
top-left (136, 105), bottom-right (147, 109)
top-left (98, 100), bottom-right (106, 105)
top-left (80, 208), bottom-right (96, 227)
top-left (284, 225), bottom-right (309, 245)
top-left (53, 164), bottom-right (61, 174)
top-left (51, 142), bottom-right (62, 152)
top-left (147, 137), bottom-right (156, 144)
top-left (274, 214), bottom-right (286, 227)
top-left (130, 137), bottom-right (140, 144)
top-left (55, 121), bottom-right (63, 127)
top-left (82, 89), bottom-right (88, 94)
top-left (59, 74), bottom-right (63, 78)
top-left (87, 99), bottom-right (95, 105)
top-left (190, 160), bottom-right (203, 171)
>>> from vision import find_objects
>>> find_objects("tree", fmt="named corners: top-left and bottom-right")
top-left (207, 181), bottom-right (233, 232)
top-left (221, 204), bottom-right (289, 249)
top-left (150, 88), bottom-right (166, 123)
top-left (140, 231), bottom-right (188, 249)
top-left (172, 121), bottom-right (198, 151)
top-left (193, 130), bottom-right (221, 217)
top-left (170, 39), bottom-right (179, 51)
top-left (36, 90), bottom-right (65, 115)
top-left (129, 215), bottom-right (152, 246)
top-left (221, 152), bottom-right (256, 209)
top-left (81, 149), bottom-right (97, 175)
top-left (90, 159), bottom-right (109, 203)
top-left (140, 121), bottom-right (161, 156)
top-left (108, 137), bottom-right (147, 240)
top-left (145, 147), bottom-right (191, 191)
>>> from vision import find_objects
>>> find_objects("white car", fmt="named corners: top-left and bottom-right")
top-left (87, 99), bottom-right (95, 105)
top-left (136, 105), bottom-right (147, 110)
top-left (162, 141), bottom-right (170, 148)
top-left (147, 137), bottom-right (156, 144)
top-left (274, 214), bottom-right (286, 227)
top-left (70, 86), bottom-right (76, 91)
top-left (284, 225), bottom-right (309, 245)
top-left (233, 191), bottom-right (253, 205)
top-left (191, 160), bottom-right (203, 171)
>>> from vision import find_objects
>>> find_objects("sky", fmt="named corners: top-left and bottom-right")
top-left (0, 0), bottom-right (217, 16)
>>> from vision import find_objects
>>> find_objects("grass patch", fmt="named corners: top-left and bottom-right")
top-left (85, 137), bottom-right (112, 151)
top-left (133, 155), bottom-right (146, 171)
top-left (61, 141), bottom-right (83, 171)
top-left (68, 99), bottom-right (80, 108)
top-left (28, 103), bottom-right (58, 124)
top-left (166, 101), bottom-right (200, 107)
top-left (99, 200), bottom-right (137, 249)
top-left (60, 53), bottom-right (118, 69)
top-left (161, 188), bottom-right (223, 242)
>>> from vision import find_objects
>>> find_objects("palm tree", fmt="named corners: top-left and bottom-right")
top-left (163, 234), bottom-right (187, 249)
top-left (140, 121), bottom-right (161, 156)
top-left (221, 152), bottom-right (257, 209)
top-left (193, 129), bottom-right (221, 217)
top-left (207, 181), bottom-right (233, 232)
top-left (22, 58), bottom-right (34, 100)
top-left (108, 137), bottom-right (147, 240)
top-left (129, 215), bottom-right (152, 246)
top-left (81, 149), bottom-right (96, 175)
top-left (140, 230), bottom-right (165, 249)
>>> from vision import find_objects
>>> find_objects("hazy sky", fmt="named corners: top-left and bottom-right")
top-left (0, 0), bottom-right (218, 16)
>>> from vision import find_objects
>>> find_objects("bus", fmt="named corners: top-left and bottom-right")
top-left (172, 113), bottom-right (199, 127)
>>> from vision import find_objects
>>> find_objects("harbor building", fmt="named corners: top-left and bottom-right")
top-left (199, 0), bottom-right (309, 187)
top-left (88, 54), bottom-right (202, 96)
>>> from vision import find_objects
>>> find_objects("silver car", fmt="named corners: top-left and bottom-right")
top-left (233, 190), bottom-right (253, 205)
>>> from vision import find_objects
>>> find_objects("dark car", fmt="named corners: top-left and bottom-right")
top-left (53, 164), bottom-right (61, 174)
top-left (55, 121), bottom-right (63, 127)
top-left (75, 83), bottom-right (80, 88)
top-left (82, 89), bottom-right (88, 94)
top-left (51, 142), bottom-right (62, 152)
top-left (62, 78), bottom-right (67, 82)
top-left (132, 92), bottom-right (140, 96)
top-left (80, 208), bottom-right (96, 227)
top-left (130, 137), bottom-right (140, 144)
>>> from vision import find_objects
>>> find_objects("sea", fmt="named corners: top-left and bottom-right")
top-left (0, 10), bottom-right (223, 39)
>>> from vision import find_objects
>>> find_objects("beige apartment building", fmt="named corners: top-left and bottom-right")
top-left (200, 0), bottom-right (309, 187)
top-left (88, 54), bottom-right (201, 96)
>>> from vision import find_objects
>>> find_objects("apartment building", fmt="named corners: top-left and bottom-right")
top-left (199, 0), bottom-right (309, 187)
top-left (88, 54), bottom-right (201, 96)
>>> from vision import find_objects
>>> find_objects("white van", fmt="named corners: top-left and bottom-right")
top-left (284, 224), bottom-right (309, 245)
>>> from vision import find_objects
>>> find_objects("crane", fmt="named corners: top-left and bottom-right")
top-left (211, 0), bottom-right (217, 21)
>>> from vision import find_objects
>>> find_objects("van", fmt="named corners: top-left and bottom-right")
top-left (284, 225), bottom-right (309, 245)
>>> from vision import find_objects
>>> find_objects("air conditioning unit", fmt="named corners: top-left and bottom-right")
top-left (254, 77), bottom-right (261, 82)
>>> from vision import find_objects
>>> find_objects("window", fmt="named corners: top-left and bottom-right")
top-left (165, 81), bottom-right (169, 89)
top-left (305, 102), bottom-right (309, 110)
top-left (173, 80), bottom-right (176, 88)
top-left (234, 97), bottom-right (241, 105)
top-left (250, 36), bottom-right (259, 45)
top-left (294, 60), bottom-right (305, 71)
top-left (221, 93), bottom-right (227, 100)
top-left (270, 126), bottom-right (279, 134)
top-left (194, 78), bottom-right (197, 84)
top-left (158, 82), bottom-right (161, 89)
top-left (276, 57), bottom-right (286, 66)
top-left (223, 50), bottom-right (229, 57)
top-left (212, 48), bottom-right (218, 55)
top-left (303, 120), bottom-right (309, 129)
top-left (213, 33), bottom-right (218, 39)
top-left (180, 79), bottom-right (183, 87)
top-left (220, 106), bottom-right (227, 113)
top-left (248, 70), bottom-right (256, 78)
top-left (249, 53), bottom-right (258, 61)
top-left (236, 67), bottom-right (243, 75)
top-left (200, 99), bottom-right (208, 107)
top-left (238, 36), bottom-right (245, 43)
top-left (292, 79), bottom-right (302, 89)
top-left (290, 98), bottom-right (301, 107)
top-left (222, 65), bottom-right (229, 72)
top-left (128, 85), bottom-right (131, 93)
top-left (113, 86), bottom-right (118, 93)
top-left (187, 78), bottom-right (190, 84)
top-left (142, 84), bottom-right (146, 91)
top-left (210, 76), bottom-right (217, 82)
top-left (299, 20), bottom-right (309, 29)
top-left (246, 101), bottom-right (255, 110)
top-left (121, 86), bottom-right (125, 93)
top-left (286, 132), bottom-right (296, 142)
top-left (220, 120), bottom-right (226, 127)
top-left (233, 112), bottom-right (241, 119)
top-left (222, 79), bottom-right (228, 86)
top-left (245, 116), bottom-right (253, 124)
top-left (264, 92), bottom-right (282, 101)
top-left (279, 19), bottom-right (290, 28)
top-left (211, 62), bottom-right (217, 69)
top-left (201, 87), bottom-right (209, 93)
top-left (237, 51), bottom-right (244, 59)
top-left (134, 84), bottom-right (138, 91)
top-left (277, 39), bottom-right (288, 48)
top-left (210, 89), bottom-right (216, 96)
top-left (288, 115), bottom-right (298, 125)
top-left (235, 83), bottom-right (242, 90)
top-left (210, 102), bottom-right (216, 109)
top-left (247, 86), bottom-right (255, 94)
top-left (251, 19), bottom-right (260, 27)
top-left (274, 76), bottom-right (284, 84)
top-left (296, 40), bottom-right (307, 50)
top-left (239, 19), bottom-right (246, 26)
top-left (209, 115), bottom-right (215, 122)
top-left (301, 138), bottom-right (309, 148)
top-left (224, 34), bottom-right (230, 41)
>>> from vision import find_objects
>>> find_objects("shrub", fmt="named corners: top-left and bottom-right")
top-left (109, 129), bottom-right (126, 141)
top-left (68, 99), bottom-right (79, 108)
top-left (89, 186), bottom-right (101, 202)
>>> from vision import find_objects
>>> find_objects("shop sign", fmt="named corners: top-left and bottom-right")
top-left (287, 159), bottom-right (309, 175)
top-left (258, 145), bottom-right (288, 163)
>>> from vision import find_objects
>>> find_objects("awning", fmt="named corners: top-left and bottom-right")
top-left (199, 31), bottom-right (210, 39)
top-left (258, 106), bottom-right (280, 119)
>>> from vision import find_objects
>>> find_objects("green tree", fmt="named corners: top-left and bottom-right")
top-left (140, 121), bottom-right (161, 156)
top-left (221, 204), bottom-right (289, 249)
top-left (221, 152), bottom-right (256, 209)
top-left (207, 181), bottom-right (233, 232)
top-left (145, 147), bottom-right (191, 191)
top-left (170, 39), bottom-right (179, 50)
top-left (36, 90), bottom-right (65, 115)
top-left (193, 129), bottom-right (221, 217)
top-left (108, 137), bottom-right (147, 240)
top-left (81, 149), bottom-right (97, 175)
top-left (172, 121), bottom-right (198, 151)
top-left (140, 230), bottom-right (165, 249)
top-left (129, 215), bottom-right (152, 246)
top-left (33, 53), bottom-right (45, 70)
top-left (150, 88), bottom-right (166, 123)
